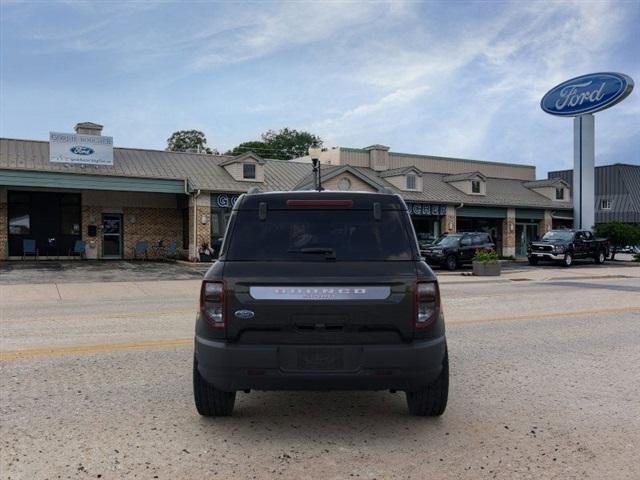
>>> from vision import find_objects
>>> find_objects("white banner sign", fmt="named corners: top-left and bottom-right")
top-left (49, 132), bottom-right (114, 166)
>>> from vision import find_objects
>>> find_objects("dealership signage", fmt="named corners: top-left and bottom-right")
top-left (407, 203), bottom-right (447, 216)
top-left (216, 193), bottom-right (240, 208)
top-left (541, 72), bottom-right (634, 230)
top-left (540, 72), bottom-right (634, 116)
top-left (49, 132), bottom-right (114, 166)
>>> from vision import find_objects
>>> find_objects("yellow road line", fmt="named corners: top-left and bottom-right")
top-left (448, 305), bottom-right (640, 325)
top-left (2, 306), bottom-right (640, 361)
top-left (1, 309), bottom-right (194, 324)
top-left (0, 338), bottom-right (192, 361)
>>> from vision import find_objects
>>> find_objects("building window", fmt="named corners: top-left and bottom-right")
top-left (471, 180), bottom-right (481, 194)
top-left (8, 192), bottom-right (30, 234)
top-left (60, 194), bottom-right (81, 235)
top-left (406, 174), bottom-right (417, 190)
top-left (600, 199), bottom-right (612, 210)
top-left (243, 163), bottom-right (256, 179)
top-left (555, 188), bottom-right (564, 200)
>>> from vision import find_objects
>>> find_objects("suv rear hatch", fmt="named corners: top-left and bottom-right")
top-left (218, 194), bottom-right (421, 345)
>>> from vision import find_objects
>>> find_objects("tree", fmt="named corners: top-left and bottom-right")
top-left (225, 141), bottom-right (269, 157)
top-left (593, 222), bottom-right (640, 260)
top-left (226, 128), bottom-right (322, 160)
top-left (167, 130), bottom-right (217, 154)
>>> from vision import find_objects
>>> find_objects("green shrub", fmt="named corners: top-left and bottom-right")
top-left (594, 222), bottom-right (640, 260)
top-left (473, 250), bottom-right (499, 262)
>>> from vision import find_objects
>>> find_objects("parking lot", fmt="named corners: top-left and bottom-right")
top-left (2, 261), bottom-right (640, 479)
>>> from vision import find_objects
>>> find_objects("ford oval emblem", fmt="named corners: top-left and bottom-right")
top-left (70, 146), bottom-right (95, 155)
top-left (234, 309), bottom-right (255, 320)
top-left (541, 72), bottom-right (634, 117)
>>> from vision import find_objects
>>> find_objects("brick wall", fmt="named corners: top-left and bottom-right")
top-left (122, 207), bottom-right (182, 260)
top-left (502, 208), bottom-right (516, 257)
top-left (539, 210), bottom-right (553, 237)
top-left (440, 205), bottom-right (457, 234)
top-left (0, 200), bottom-right (7, 261)
top-left (81, 205), bottom-right (103, 259)
top-left (188, 206), bottom-right (212, 260)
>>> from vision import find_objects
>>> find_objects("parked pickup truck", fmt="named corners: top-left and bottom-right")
top-left (193, 191), bottom-right (448, 417)
top-left (527, 230), bottom-right (609, 267)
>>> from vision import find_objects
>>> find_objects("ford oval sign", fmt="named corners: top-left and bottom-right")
top-left (70, 146), bottom-right (95, 155)
top-left (541, 72), bottom-right (634, 116)
top-left (234, 309), bottom-right (255, 320)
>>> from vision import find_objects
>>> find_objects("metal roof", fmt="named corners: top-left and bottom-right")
top-left (523, 178), bottom-right (567, 188)
top-left (378, 166), bottom-right (423, 178)
top-left (0, 137), bottom-right (310, 193)
top-left (443, 171), bottom-right (486, 182)
top-left (0, 137), bottom-right (573, 210)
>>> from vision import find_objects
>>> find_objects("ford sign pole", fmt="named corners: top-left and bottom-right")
top-left (541, 72), bottom-right (634, 230)
top-left (574, 114), bottom-right (595, 230)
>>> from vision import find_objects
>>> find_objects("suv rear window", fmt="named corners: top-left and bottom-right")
top-left (225, 209), bottom-right (415, 261)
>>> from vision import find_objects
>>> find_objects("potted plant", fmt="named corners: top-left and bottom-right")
top-left (198, 242), bottom-right (213, 262)
top-left (472, 250), bottom-right (501, 276)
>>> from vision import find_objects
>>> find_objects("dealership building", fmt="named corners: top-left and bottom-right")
top-left (0, 123), bottom-right (575, 261)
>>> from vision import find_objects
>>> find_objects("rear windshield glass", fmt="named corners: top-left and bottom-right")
top-left (542, 231), bottom-right (573, 241)
top-left (225, 210), bottom-right (415, 261)
top-left (433, 235), bottom-right (460, 247)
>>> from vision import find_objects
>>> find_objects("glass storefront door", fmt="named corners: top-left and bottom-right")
top-left (516, 223), bottom-right (538, 257)
top-left (102, 214), bottom-right (123, 259)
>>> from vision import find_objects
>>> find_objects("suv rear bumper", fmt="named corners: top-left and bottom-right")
top-left (195, 335), bottom-right (447, 392)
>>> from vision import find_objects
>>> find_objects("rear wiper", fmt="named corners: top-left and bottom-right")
top-left (288, 247), bottom-right (336, 260)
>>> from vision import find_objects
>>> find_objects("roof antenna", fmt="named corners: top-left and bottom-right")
top-left (311, 157), bottom-right (324, 192)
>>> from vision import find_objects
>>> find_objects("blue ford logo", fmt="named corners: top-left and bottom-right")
top-left (541, 72), bottom-right (634, 117)
top-left (234, 309), bottom-right (255, 320)
top-left (70, 146), bottom-right (95, 155)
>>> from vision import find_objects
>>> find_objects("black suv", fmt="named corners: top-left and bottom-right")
top-left (194, 191), bottom-right (448, 417)
top-left (422, 232), bottom-right (495, 270)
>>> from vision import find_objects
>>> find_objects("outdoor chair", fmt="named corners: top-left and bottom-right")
top-left (133, 240), bottom-right (149, 260)
top-left (22, 239), bottom-right (38, 261)
top-left (152, 239), bottom-right (166, 258)
top-left (165, 240), bottom-right (178, 259)
top-left (68, 240), bottom-right (86, 260)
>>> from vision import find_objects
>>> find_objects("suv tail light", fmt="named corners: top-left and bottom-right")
top-left (200, 281), bottom-right (225, 329)
top-left (415, 281), bottom-right (439, 328)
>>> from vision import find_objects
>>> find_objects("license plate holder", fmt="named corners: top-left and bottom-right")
top-left (296, 348), bottom-right (344, 371)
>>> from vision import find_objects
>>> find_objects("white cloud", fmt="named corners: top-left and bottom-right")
top-left (309, 0), bottom-right (636, 174)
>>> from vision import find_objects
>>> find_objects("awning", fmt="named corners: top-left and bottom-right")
top-left (552, 213), bottom-right (574, 220)
top-left (0, 169), bottom-right (187, 194)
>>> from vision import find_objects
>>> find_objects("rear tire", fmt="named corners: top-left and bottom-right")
top-left (528, 256), bottom-right (539, 266)
top-left (445, 255), bottom-right (457, 271)
top-left (595, 250), bottom-right (606, 264)
top-left (406, 349), bottom-right (449, 416)
top-left (562, 253), bottom-right (573, 267)
top-left (193, 357), bottom-right (236, 416)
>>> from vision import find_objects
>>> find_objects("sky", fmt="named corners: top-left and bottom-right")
top-left (1, 0), bottom-right (638, 177)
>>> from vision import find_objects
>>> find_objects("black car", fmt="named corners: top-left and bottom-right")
top-left (422, 232), bottom-right (496, 271)
top-left (193, 191), bottom-right (448, 417)
top-left (527, 230), bottom-right (609, 267)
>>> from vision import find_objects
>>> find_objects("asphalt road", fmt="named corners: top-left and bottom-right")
top-left (2, 274), bottom-right (640, 479)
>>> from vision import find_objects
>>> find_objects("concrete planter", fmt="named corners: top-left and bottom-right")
top-left (472, 260), bottom-right (501, 276)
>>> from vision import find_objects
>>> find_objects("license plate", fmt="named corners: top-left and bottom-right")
top-left (297, 348), bottom-right (344, 371)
